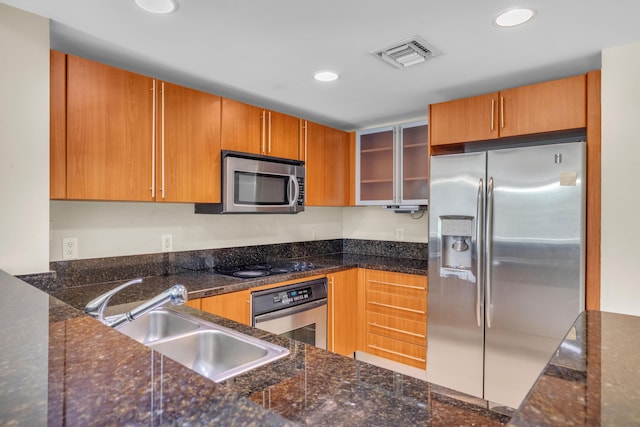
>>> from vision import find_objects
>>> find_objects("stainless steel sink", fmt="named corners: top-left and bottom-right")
top-left (117, 308), bottom-right (200, 344)
top-left (116, 308), bottom-right (289, 382)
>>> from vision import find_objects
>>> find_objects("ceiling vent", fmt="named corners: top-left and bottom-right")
top-left (372, 36), bottom-right (442, 69)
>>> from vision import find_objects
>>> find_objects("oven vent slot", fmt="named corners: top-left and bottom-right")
top-left (372, 36), bottom-right (442, 69)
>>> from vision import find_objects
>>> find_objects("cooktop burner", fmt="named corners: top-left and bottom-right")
top-left (215, 261), bottom-right (318, 279)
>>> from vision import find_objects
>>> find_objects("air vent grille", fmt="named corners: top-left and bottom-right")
top-left (373, 36), bottom-right (442, 69)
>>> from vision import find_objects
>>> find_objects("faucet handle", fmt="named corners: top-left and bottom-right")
top-left (169, 284), bottom-right (188, 306)
top-left (84, 278), bottom-right (143, 322)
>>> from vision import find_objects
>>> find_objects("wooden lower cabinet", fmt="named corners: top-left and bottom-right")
top-left (184, 298), bottom-right (202, 310)
top-left (201, 289), bottom-right (252, 326)
top-left (363, 269), bottom-right (427, 369)
top-left (327, 269), bottom-right (358, 356)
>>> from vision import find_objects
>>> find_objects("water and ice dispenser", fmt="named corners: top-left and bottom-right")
top-left (440, 216), bottom-right (473, 270)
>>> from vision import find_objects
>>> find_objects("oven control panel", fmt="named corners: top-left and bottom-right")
top-left (273, 287), bottom-right (313, 305)
top-left (252, 278), bottom-right (328, 317)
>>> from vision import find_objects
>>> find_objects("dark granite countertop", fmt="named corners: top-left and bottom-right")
top-left (50, 253), bottom-right (428, 310)
top-left (1, 260), bottom-right (512, 426)
top-left (509, 310), bottom-right (640, 426)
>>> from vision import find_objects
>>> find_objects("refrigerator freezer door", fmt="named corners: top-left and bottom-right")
top-left (427, 151), bottom-right (486, 399)
top-left (484, 142), bottom-right (586, 408)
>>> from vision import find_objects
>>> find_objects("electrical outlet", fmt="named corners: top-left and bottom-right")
top-left (162, 234), bottom-right (173, 252)
top-left (396, 228), bottom-right (404, 241)
top-left (62, 238), bottom-right (78, 260)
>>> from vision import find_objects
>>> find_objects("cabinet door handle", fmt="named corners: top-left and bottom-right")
top-left (368, 279), bottom-right (425, 291)
top-left (500, 96), bottom-right (505, 129)
top-left (261, 110), bottom-right (266, 154)
top-left (367, 344), bottom-right (426, 363)
top-left (303, 120), bottom-right (308, 162)
top-left (368, 322), bottom-right (425, 338)
top-left (368, 301), bottom-right (425, 315)
top-left (160, 82), bottom-right (165, 199)
top-left (268, 111), bottom-right (272, 154)
top-left (150, 80), bottom-right (156, 198)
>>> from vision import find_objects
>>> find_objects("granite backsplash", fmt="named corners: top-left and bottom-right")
top-left (18, 239), bottom-right (427, 292)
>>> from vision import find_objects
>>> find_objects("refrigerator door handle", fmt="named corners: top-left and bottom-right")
top-left (476, 178), bottom-right (484, 327)
top-left (486, 177), bottom-right (494, 328)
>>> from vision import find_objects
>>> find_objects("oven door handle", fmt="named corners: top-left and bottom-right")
top-left (253, 298), bottom-right (327, 324)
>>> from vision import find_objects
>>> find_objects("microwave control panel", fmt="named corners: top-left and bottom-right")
top-left (297, 177), bottom-right (305, 205)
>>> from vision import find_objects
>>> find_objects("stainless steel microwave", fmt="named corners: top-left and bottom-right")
top-left (195, 151), bottom-right (305, 214)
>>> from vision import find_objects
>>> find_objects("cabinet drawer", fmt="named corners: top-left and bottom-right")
top-left (366, 290), bottom-right (426, 322)
top-left (365, 270), bottom-right (427, 299)
top-left (366, 333), bottom-right (426, 369)
top-left (366, 312), bottom-right (426, 346)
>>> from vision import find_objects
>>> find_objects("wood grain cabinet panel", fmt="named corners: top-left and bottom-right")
top-left (328, 269), bottom-right (359, 356)
top-left (429, 93), bottom-right (499, 146)
top-left (54, 53), bottom-right (221, 202)
top-left (366, 311), bottom-right (426, 346)
top-left (302, 120), bottom-right (350, 206)
top-left (158, 82), bottom-right (221, 203)
top-left (366, 333), bottom-right (426, 369)
top-left (499, 74), bottom-right (587, 137)
top-left (66, 54), bottom-right (154, 201)
top-left (267, 111), bottom-right (300, 159)
top-left (201, 290), bottom-right (252, 326)
top-left (184, 298), bottom-right (202, 310)
top-left (429, 74), bottom-right (587, 147)
top-left (364, 269), bottom-right (427, 369)
top-left (221, 98), bottom-right (299, 159)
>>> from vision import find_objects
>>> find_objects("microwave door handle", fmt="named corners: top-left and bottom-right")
top-left (289, 176), bottom-right (298, 206)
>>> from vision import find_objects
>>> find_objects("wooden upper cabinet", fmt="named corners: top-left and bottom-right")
top-left (66, 54), bottom-right (154, 201)
top-left (220, 98), bottom-right (262, 155)
top-left (268, 110), bottom-right (300, 159)
top-left (303, 120), bottom-right (350, 206)
top-left (429, 93), bottom-right (499, 146)
top-left (57, 52), bottom-right (221, 202)
top-left (499, 74), bottom-right (586, 137)
top-left (221, 98), bottom-right (299, 159)
top-left (50, 50), bottom-right (67, 199)
top-left (429, 74), bottom-right (587, 147)
top-left (158, 82), bottom-right (221, 203)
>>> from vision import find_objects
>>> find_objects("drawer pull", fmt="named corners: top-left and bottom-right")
top-left (368, 279), bottom-right (425, 291)
top-left (367, 344), bottom-right (426, 363)
top-left (368, 301), bottom-right (426, 315)
top-left (368, 322), bottom-right (425, 339)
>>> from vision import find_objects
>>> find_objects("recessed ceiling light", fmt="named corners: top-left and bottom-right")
top-left (494, 8), bottom-right (535, 27)
top-left (134, 0), bottom-right (177, 14)
top-left (313, 71), bottom-right (339, 82)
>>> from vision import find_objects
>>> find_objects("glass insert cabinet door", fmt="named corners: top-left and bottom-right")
top-left (401, 122), bottom-right (429, 202)
top-left (358, 126), bottom-right (395, 203)
top-left (356, 121), bottom-right (428, 205)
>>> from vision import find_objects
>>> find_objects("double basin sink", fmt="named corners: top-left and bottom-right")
top-left (116, 308), bottom-right (289, 382)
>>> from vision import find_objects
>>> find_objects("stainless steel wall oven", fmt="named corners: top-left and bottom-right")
top-left (251, 278), bottom-right (327, 350)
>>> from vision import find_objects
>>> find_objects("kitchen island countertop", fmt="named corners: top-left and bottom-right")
top-left (1, 267), bottom-right (511, 426)
top-left (509, 310), bottom-right (640, 426)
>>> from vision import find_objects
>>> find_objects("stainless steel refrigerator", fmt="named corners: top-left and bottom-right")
top-left (426, 141), bottom-right (586, 409)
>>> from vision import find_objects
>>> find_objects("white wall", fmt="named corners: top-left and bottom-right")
top-left (600, 41), bottom-right (640, 316)
top-left (49, 202), bottom-right (428, 261)
top-left (0, 4), bottom-right (50, 275)
top-left (342, 206), bottom-right (428, 243)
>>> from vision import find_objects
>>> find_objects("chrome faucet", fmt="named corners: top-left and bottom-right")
top-left (84, 278), bottom-right (188, 328)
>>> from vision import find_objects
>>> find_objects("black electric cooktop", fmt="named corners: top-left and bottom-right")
top-left (214, 261), bottom-right (318, 279)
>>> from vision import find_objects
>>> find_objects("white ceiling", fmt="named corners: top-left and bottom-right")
top-left (4, 0), bottom-right (640, 131)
